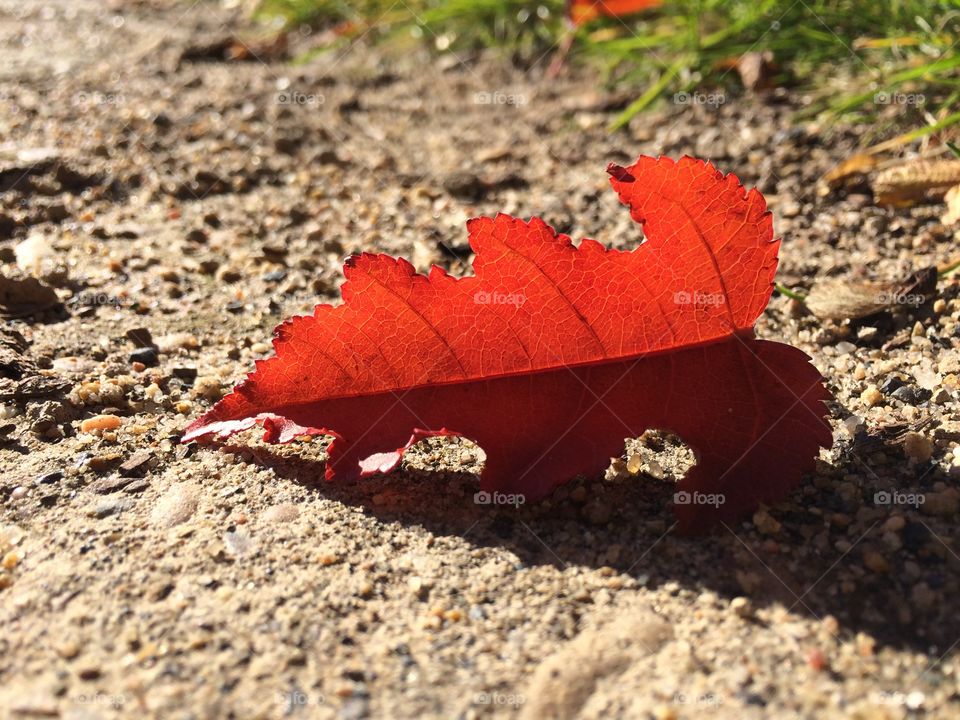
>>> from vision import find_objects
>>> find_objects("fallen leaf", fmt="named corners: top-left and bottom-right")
top-left (819, 153), bottom-right (879, 194)
top-left (805, 267), bottom-right (936, 320)
top-left (183, 156), bottom-right (832, 533)
top-left (568, 0), bottom-right (663, 26)
top-left (872, 158), bottom-right (960, 206)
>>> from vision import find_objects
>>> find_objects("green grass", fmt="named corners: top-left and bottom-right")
top-left (254, 0), bottom-right (960, 137)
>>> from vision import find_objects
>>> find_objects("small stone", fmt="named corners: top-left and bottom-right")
top-left (842, 415), bottom-right (864, 435)
top-left (863, 550), bottom-right (891, 574)
top-left (87, 497), bottom-right (134, 519)
top-left (171, 366), bottom-right (198, 381)
top-left (860, 385), bottom-right (883, 407)
top-left (119, 450), bottom-right (152, 478)
top-left (151, 483), bottom-right (199, 527)
top-left (855, 633), bottom-right (875, 657)
top-left (57, 640), bottom-right (81, 659)
top-left (80, 414), bottom-right (121, 432)
top-left (730, 596), bottom-right (753, 618)
top-left (892, 385), bottom-right (932, 404)
top-left (921, 489), bottom-right (958, 517)
top-left (88, 475), bottom-right (135, 494)
top-left (883, 515), bottom-right (906, 533)
top-left (2, 550), bottom-right (21, 570)
top-left (806, 647), bottom-right (827, 672)
top-left (192, 376), bottom-right (224, 401)
top-left (752, 508), bottom-right (781, 535)
top-left (905, 691), bottom-right (925, 710)
top-left (77, 664), bottom-right (102, 681)
top-left (262, 503), bottom-right (299, 523)
top-left (88, 453), bottom-right (122, 473)
top-left (902, 432), bottom-right (933, 462)
top-left (129, 346), bottom-right (159, 366)
top-left (408, 576), bottom-right (431, 600)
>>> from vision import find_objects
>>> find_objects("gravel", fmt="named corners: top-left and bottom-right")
top-left (0, 0), bottom-right (958, 718)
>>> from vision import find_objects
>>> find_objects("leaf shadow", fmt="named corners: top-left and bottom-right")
top-left (218, 439), bottom-right (958, 657)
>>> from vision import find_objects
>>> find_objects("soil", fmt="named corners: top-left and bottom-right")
top-left (1, 1), bottom-right (959, 719)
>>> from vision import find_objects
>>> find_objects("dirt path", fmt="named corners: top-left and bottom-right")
top-left (1, 1), bottom-right (959, 718)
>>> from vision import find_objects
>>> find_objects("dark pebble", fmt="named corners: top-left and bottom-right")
top-left (88, 475), bottom-right (134, 494)
top-left (891, 385), bottom-right (932, 404)
top-left (263, 269), bottom-right (287, 282)
top-left (123, 479), bottom-right (150, 494)
top-left (125, 327), bottom-right (154, 348)
top-left (119, 450), bottom-right (153, 478)
top-left (880, 376), bottom-right (907, 394)
top-left (172, 366), bottom-right (198, 381)
top-left (129, 347), bottom-right (159, 366)
top-left (37, 471), bottom-right (64, 485)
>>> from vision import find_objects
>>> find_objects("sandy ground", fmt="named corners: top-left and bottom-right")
top-left (1, 1), bottom-right (959, 718)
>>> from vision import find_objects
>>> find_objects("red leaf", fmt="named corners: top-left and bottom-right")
top-left (567, 0), bottom-right (663, 26)
top-left (183, 156), bottom-right (832, 533)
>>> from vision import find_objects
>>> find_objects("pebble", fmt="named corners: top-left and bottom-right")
top-left (920, 489), bottom-right (958, 517)
top-left (193, 376), bottom-right (224, 401)
top-left (262, 503), bottom-right (300, 523)
top-left (87, 497), bottom-right (134, 519)
top-left (151, 483), bottom-right (199, 527)
top-left (863, 550), bottom-right (891, 574)
top-left (119, 450), bottom-right (153, 477)
top-left (892, 385), bottom-right (932, 404)
top-left (129, 346), bottom-right (159, 366)
top-left (752, 508), bottom-right (781, 535)
top-left (730, 596), bottom-right (754, 619)
top-left (883, 515), bottom-right (906, 533)
top-left (80, 414), bottom-right (121, 432)
top-left (902, 432), bottom-right (933, 462)
top-left (860, 385), bottom-right (883, 407)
